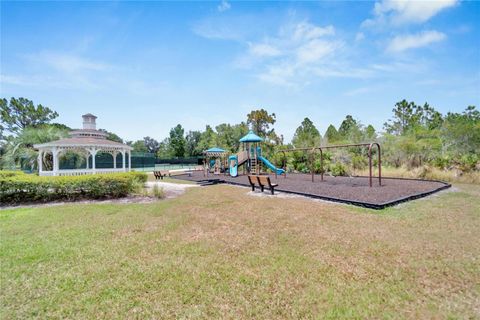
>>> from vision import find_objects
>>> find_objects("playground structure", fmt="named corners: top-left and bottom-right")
top-left (203, 131), bottom-right (285, 178)
top-left (227, 130), bottom-right (285, 177)
top-left (276, 143), bottom-right (382, 187)
top-left (203, 132), bottom-right (381, 187)
top-left (203, 148), bottom-right (227, 177)
top-left (180, 140), bottom-right (451, 209)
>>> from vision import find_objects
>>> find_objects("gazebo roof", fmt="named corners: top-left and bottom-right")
top-left (204, 147), bottom-right (225, 153)
top-left (239, 130), bottom-right (263, 143)
top-left (34, 137), bottom-right (132, 150)
top-left (33, 114), bottom-right (132, 151)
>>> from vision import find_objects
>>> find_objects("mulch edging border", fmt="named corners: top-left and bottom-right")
top-left (172, 175), bottom-right (452, 210)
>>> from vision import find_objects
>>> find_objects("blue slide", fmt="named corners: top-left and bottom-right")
top-left (258, 156), bottom-right (285, 175)
top-left (228, 155), bottom-right (238, 177)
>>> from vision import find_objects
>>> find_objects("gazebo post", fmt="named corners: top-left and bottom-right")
top-left (38, 150), bottom-right (43, 174)
top-left (113, 151), bottom-right (117, 169)
top-left (52, 147), bottom-right (59, 176)
top-left (93, 148), bottom-right (98, 174)
top-left (122, 151), bottom-right (126, 172)
top-left (128, 151), bottom-right (131, 172)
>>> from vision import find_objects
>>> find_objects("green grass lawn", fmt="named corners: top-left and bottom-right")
top-left (1, 183), bottom-right (479, 319)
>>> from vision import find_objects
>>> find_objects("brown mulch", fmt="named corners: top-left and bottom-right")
top-left (173, 171), bottom-right (450, 209)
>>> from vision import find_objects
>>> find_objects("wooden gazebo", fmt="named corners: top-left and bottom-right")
top-left (34, 114), bottom-right (132, 176)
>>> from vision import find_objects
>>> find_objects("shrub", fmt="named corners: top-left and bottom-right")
top-left (0, 172), bottom-right (147, 205)
top-left (0, 170), bottom-right (25, 178)
top-left (152, 185), bottom-right (165, 199)
top-left (352, 155), bottom-right (368, 171)
top-left (330, 163), bottom-right (347, 177)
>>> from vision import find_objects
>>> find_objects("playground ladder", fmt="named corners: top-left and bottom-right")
top-left (251, 158), bottom-right (259, 174)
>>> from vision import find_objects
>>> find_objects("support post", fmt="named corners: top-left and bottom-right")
top-left (368, 148), bottom-right (373, 187)
top-left (128, 151), bottom-right (131, 172)
top-left (92, 148), bottom-right (97, 174)
top-left (378, 144), bottom-right (382, 186)
top-left (122, 151), bottom-right (126, 172)
top-left (310, 148), bottom-right (315, 182)
top-left (113, 151), bottom-right (117, 169)
top-left (52, 147), bottom-right (59, 176)
top-left (38, 150), bottom-right (43, 174)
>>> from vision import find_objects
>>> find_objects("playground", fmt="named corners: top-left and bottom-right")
top-left (174, 172), bottom-right (449, 209)
top-left (171, 131), bottom-right (450, 209)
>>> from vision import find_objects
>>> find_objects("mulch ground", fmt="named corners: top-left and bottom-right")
top-left (173, 171), bottom-right (451, 209)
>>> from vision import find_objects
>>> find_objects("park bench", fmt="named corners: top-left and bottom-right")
top-left (248, 175), bottom-right (278, 195)
top-left (247, 175), bottom-right (257, 191)
top-left (153, 170), bottom-right (170, 180)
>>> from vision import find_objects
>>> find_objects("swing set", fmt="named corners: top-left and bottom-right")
top-left (275, 143), bottom-right (382, 187)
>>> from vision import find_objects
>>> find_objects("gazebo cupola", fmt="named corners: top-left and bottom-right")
top-left (34, 114), bottom-right (133, 176)
top-left (82, 113), bottom-right (97, 130)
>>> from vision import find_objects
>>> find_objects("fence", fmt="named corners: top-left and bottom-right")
top-left (20, 152), bottom-right (204, 173)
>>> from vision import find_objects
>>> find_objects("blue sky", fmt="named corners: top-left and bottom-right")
top-left (1, 0), bottom-right (479, 142)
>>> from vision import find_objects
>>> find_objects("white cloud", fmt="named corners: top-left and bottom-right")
top-left (355, 32), bottom-right (365, 42)
top-left (363, 0), bottom-right (458, 27)
top-left (217, 0), bottom-right (231, 12)
top-left (248, 43), bottom-right (282, 57)
top-left (27, 51), bottom-right (109, 74)
top-left (257, 63), bottom-right (297, 87)
top-left (296, 39), bottom-right (339, 64)
top-left (291, 22), bottom-right (334, 41)
top-left (387, 30), bottom-right (446, 52)
top-left (245, 22), bottom-right (342, 86)
top-left (192, 15), bottom-right (251, 41)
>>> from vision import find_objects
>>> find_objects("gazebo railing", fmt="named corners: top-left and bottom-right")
top-left (39, 168), bottom-right (127, 176)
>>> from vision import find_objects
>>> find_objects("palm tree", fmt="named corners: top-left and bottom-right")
top-left (1, 125), bottom-right (68, 171)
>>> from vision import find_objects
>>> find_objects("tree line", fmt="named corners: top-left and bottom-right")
top-left (1, 97), bottom-right (479, 173)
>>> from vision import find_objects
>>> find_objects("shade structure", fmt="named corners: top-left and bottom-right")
top-left (239, 130), bottom-right (263, 143)
top-left (34, 113), bottom-right (132, 176)
top-left (205, 147), bottom-right (226, 153)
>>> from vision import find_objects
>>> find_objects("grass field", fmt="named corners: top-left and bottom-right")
top-left (1, 182), bottom-right (479, 319)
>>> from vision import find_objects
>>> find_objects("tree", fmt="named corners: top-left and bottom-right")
top-left (441, 105), bottom-right (480, 156)
top-left (383, 100), bottom-right (422, 135)
top-left (292, 118), bottom-right (321, 148)
top-left (1, 125), bottom-right (68, 170)
top-left (131, 140), bottom-right (148, 153)
top-left (197, 125), bottom-right (217, 154)
top-left (246, 109), bottom-right (276, 136)
top-left (98, 129), bottom-right (123, 143)
top-left (364, 125), bottom-right (377, 140)
top-left (169, 124), bottom-right (186, 157)
top-left (325, 124), bottom-right (340, 143)
top-left (337, 115), bottom-right (366, 144)
top-left (1, 97), bottom-right (59, 134)
top-left (143, 136), bottom-right (160, 154)
top-left (157, 138), bottom-right (172, 158)
top-left (185, 131), bottom-right (202, 157)
top-left (231, 122), bottom-right (250, 151)
top-left (215, 123), bottom-right (235, 152)
top-left (338, 115), bottom-right (358, 139)
top-left (420, 103), bottom-right (443, 130)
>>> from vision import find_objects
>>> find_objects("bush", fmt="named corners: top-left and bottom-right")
top-left (352, 155), bottom-right (368, 170)
top-left (152, 184), bottom-right (165, 199)
top-left (0, 170), bottom-right (25, 178)
top-left (0, 172), bottom-right (147, 205)
top-left (330, 163), bottom-right (347, 177)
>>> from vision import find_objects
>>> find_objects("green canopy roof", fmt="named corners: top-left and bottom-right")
top-left (204, 147), bottom-right (225, 153)
top-left (239, 130), bottom-right (263, 143)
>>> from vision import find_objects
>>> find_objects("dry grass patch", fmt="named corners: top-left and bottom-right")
top-left (1, 184), bottom-right (479, 319)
